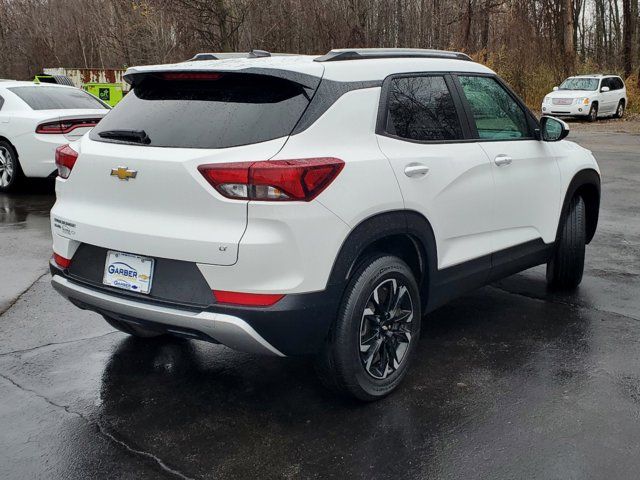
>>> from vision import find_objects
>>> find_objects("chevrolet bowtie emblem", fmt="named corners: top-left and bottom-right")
top-left (110, 166), bottom-right (137, 181)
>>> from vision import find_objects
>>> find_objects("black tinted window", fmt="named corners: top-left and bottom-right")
top-left (8, 86), bottom-right (106, 110)
top-left (459, 76), bottom-right (530, 140)
top-left (91, 73), bottom-right (311, 149)
top-left (609, 77), bottom-right (624, 90)
top-left (386, 76), bottom-right (463, 141)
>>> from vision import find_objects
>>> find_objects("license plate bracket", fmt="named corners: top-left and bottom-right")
top-left (103, 250), bottom-right (154, 294)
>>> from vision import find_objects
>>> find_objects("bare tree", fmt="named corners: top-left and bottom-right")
top-left (0, 0), bottom-right (638, 107)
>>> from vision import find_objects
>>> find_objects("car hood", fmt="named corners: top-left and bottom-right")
top-left (546, 90), bottom-right (596, 99)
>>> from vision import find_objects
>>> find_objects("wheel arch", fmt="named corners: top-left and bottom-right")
top-left (327, 210), bottom-right (438, 310)
top-left (557, 169), bottom-right (601, 244)
top-left (0, 135), bottom-right (18, 152)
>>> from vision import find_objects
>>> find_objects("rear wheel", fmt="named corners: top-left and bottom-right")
top-left (102, 315), bottom-right (164, 338)
top-left (316, 255), bottom-right (421, 401)
top-left (615, 100), bottom-right (625, 119)
top-left (587, 103), bottom-right (598, 122)
top-left (0, 141), bottom-right (24, 193)
top-left (546, 195), bottom-right (586, 290)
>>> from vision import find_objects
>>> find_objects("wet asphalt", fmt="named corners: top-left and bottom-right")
top-left (0, 129), bottom-right (639, 479)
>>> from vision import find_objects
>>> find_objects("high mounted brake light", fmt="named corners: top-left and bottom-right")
top-left (198, 158), bottom-right (344, 202)
top-left (55, 144), bottom-right (78, 179)
top-left (36, 118), bottom-right (101, 134)
top-left (159, 72), bottom-right (223, 81)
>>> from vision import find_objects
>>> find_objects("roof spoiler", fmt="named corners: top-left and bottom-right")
top-left (314, 48), bottom-right (472, 62)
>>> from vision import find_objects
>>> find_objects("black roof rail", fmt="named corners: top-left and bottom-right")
top-left (248, 49), bottom-right (271, 58)
top-left (314, 48), bottom-right (472, 62)
top-left (185, 50), bottom-right (273, 62)
top-left (187, 53), bottom-right (219, 61)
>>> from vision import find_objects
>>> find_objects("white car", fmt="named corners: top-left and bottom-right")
top-left (0, 81), bottom-right (109, 192)
top-left (49, 49), bottom-right (601, 400)
top-left (541, 74), bottom-right (627, 121)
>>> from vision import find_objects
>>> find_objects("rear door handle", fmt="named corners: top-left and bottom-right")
top-left (494, 154), bottom-right (512, 167)
top-left (404, 164), bottom-right (430, 177)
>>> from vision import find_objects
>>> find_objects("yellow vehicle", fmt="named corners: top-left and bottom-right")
top-left (82, 82), bottom-right (124, 107)
top-left (33, 74), bottom-right (75, 86)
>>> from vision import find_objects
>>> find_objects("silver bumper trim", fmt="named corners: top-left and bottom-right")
top-left (51, 275), bottom-right (285, 357)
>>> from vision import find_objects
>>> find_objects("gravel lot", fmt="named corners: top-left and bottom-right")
top-left (0, 124), bottom-right (639, 479)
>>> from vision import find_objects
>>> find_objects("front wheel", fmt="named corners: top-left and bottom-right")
top-left (546, 195), bottom-right (586, 290)
top-left (615, 101), bottom-right (625, 119)
top-left (587, 104), bottom-right (598, 122)
top-left (316, 255), bottom-right (421, 401)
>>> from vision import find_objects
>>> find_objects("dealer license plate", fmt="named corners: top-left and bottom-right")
top-left (103, 250), bottom-right (154, 294)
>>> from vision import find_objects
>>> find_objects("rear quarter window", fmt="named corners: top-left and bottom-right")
top-left (8, 86), bottom-right (107, 110)
top-left (91, 73), bottom-right (311, 149)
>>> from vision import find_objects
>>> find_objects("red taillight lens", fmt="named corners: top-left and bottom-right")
top-left (213, 290), bottom-right (284, 307)
top-left (36, 118), bottom-right (101, 134)
top-left (53, 253), bottom-right (72, 269)
top-left (55, 144), bottom-right (78, 179)
top-left (198, 158), bottom-right (344, 202)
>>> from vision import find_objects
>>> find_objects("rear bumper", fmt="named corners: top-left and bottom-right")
top-left (50, 261), bottom-right (342, 356)
top-left (52, 274), bottom-right (285, 356)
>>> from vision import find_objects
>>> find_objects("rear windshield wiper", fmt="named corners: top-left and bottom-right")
top-left (98, 129), bottom-right (151, 145)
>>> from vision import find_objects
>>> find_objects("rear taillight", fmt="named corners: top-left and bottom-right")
top-left (53, 253), bottom-right (72, 269)
top-left (213, 290), bottom-right (284, 307)
top-left (36, 118), bottom-right (101, 134)
top-left (198, 158), bottom-right (344, 202)
top-left (55, 145), bottom-right (78, 179)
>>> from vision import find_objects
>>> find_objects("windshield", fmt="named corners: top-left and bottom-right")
top-left (8, 86), bottom-right (108, 110)
top-left (559, 78), bottom-right (599, 91)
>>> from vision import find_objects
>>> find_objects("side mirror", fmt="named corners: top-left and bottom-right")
top-left (540, 116), bottom-right (569, 142)
top-left (600, 86), bottom-right (610, 92)
top-left (552, 86), bottom-right (559, 91)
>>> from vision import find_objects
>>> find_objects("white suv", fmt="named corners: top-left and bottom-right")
top-left (541, 74), bottom-right (627, 121)
top-left (50, 49), bottom-right (601, 400)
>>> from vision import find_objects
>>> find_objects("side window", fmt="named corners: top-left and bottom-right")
top-left (601, 78), bottom-right (612, 90)
top-left (0, 95), bottom-right (4, 110)
top-left (458, 76), bottom-right (531, 140)
top-left (385, 75), bottom-right (463, 141)
top-left (614, 78), bottom-right (624, 90)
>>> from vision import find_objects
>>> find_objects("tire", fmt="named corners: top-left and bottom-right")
top-left (546, 195), bottom-right (586, 290)
top-left (587, 103), bottom-right (598, 122)
top-left (102, 314), bottom-right (164, 338)
top-left (0, 140), bottom-right (25, 193)
top-left (315, 255), bottom-right (422, 401)
top-left (615, 100), bottom-right (625, 119)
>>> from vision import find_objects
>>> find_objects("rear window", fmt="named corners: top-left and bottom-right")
top-left (8, 86), bottom-right (107, 110)
top-left (91, 73), bottom-right (311, 149)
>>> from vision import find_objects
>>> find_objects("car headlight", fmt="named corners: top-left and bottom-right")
top-left (576, 97), bottom-right (590, 105)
